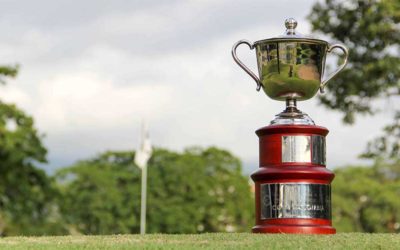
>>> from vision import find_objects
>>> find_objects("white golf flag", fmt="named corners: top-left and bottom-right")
top-left (134, 122), bottom-right (152, 169)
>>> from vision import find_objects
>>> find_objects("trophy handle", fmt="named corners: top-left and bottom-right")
top-left (320, 44), bottom-right (349, 93)
top-left (232, 40), bottom-right (262, 91)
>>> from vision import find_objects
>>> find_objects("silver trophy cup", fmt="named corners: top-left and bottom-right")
top-left (232, 18), bottom-right (349, 124)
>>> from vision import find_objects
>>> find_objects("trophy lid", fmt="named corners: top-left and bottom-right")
top-left (254, 18), bottom-right (328, 45)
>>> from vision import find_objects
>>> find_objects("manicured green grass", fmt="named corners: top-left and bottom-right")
top-left (0, 233), bottom-right (399, 249)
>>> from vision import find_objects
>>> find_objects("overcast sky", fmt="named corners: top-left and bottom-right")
top-left (0, 0), bottom-right (394, 173)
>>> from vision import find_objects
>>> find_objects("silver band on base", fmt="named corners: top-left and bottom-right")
top-left (260, 183), bottom-right (331, 220)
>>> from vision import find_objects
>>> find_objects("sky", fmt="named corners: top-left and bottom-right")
top-left (0, 0), bottom-right (395, 173)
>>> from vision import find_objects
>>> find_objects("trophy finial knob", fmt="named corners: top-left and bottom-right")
top-left (285, 18), bottom-right (297, 35)
top-left (285, 18), bottom-right (297, 29)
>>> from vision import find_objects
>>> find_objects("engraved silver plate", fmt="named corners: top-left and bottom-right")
top-left (260, 183), bottom-right (331, 219)
top-left (282, 136), bottom-right (311, 162)
top-left (281, 135), bottom-right (325, 165)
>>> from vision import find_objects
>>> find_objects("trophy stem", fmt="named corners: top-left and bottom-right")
top-left (270, 98), bottom-right (315, 125)
top-left (285, 98), bottom-right (298, 113)
top-left (280, 98), bottom-right (303, 118)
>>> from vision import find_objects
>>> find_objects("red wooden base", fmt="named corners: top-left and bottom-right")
top-left (251, 124), bottom-right (336, 234)
top-left (253, 224), bottom-right (336, 234)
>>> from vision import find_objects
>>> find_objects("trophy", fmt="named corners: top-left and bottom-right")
top-left (232, 18), bottom-right (348, 234)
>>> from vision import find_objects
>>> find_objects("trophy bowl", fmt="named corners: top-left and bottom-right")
top-left (232, 18), bottom-right (348, 101)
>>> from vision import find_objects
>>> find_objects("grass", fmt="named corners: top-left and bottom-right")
top-left (0, 233), bottom-right (399, 249)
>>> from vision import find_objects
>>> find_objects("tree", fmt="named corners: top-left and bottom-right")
top-left (56, 151), bottom-right (139, 234)
top-left (361, 111), bottom-right (400, 162)
top-left (333, 161), bottom-right (400, 232)
top-left (308, 0), bottom-right (400, 233)
top-left (0, 65), bottom-right (66, 235)
top-left (308, 0), bottom-right (400, 124)
top-left (56, 147), bottom-right (254, 234)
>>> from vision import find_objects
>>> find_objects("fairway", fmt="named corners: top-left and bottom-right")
top-left (0, 233), bottom-right (399, 250)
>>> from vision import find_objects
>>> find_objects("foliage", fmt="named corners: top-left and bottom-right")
top-left (56, 151), bottom-right (138, 235)
top-left (56, 147), bottom-right (254, 234)
top-left (333, 161), bottom-right (400, 232)
top-left (0, 66), bottom-right (66, 236)
top-left (361, 111), bottom-right (400, 161)
top-left (0, 65), bottom-right (18, 84)
top-left (308, 0), bottom-right (400, 124)
top-left (309, 3), bottom-right (400, 233)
